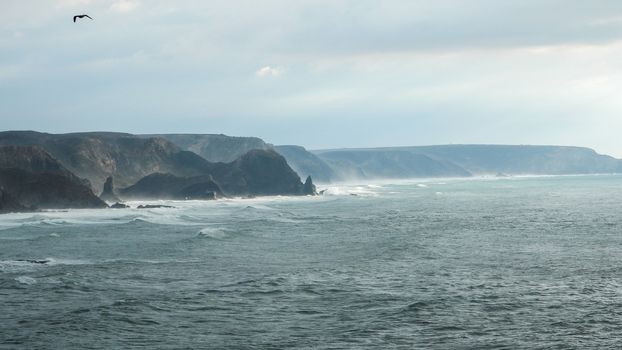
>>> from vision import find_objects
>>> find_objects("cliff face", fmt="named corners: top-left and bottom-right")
top-left (406, 145), bottom-right (622, 175)
top-left (274, 145), bottom-right (336, 184)
top-left (120, 149), bottom-right (310, 198)
top-left (0, 187), bottom-right (27, 213)
top-left (314, 149), bottom-right (472, 180)
top-left (0, 146), bottom-right (107, 211)
top-left (311, 145), bottom-right (622, 180)
top-left (0, 131), bottom-right (214, 193)
top-left (207, 149), bottom-right (308, 196)
top-left (0, 131), bottom-right (310, 201)
top-left (147, 134), bottom-right (272, 163)
top-left (121, 173), bottom-right (223, 200)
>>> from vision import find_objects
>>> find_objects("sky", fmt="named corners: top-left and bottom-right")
top-left (2, 1), bottom-right (622, 156)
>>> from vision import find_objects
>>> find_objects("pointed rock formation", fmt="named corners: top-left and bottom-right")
top-left (303, 176), bottom-right (317, 195)
top-left (100, 176), bottom-right (121, 203)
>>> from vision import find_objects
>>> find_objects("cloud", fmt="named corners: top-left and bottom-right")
top-left (56, 0), bottom-right (93, 8)
top-left (4, 0), bottom-right (622, 156)
top-left (255, 66), bottom-right (283, 78)
top-left (110, 0), bottom-right (140, 13)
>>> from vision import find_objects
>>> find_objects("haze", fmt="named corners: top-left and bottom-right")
top-left (2, 0), bottom-right (622, 156)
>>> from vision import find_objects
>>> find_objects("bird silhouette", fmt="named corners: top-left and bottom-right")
top-left (73, 14), bottom-right (93, 22)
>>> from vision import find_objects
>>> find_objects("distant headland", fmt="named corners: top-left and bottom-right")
top-left (0, 130), bottom-right (620, 213)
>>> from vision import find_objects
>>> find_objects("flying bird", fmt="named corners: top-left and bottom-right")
top-left (73, 14), bottom-right (93, 22)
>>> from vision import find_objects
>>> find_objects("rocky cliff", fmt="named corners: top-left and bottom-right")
top-left (311, 145), bottom-right (622, 179)
top-left (405, 145), bottom-right (622, 175)
top-left (0, 131), bottom-right (214, 193)
top-left (121, 173), bottom-right (223, 200)
top-left (207, 149), bottom-right (312, 196)
top-left (312, 149), bottom-right (472, 180)
top-left (0, 131), bottom-right (312, 201)
top-left (0, 146), bottom-right (107, 211)
top-left (274, 145), bottom-right (336, 183)
top-left (0, 187), bottom-right (27, 213)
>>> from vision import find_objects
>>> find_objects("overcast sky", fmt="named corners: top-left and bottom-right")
top-left (2, 0), bottom-right (622, 156)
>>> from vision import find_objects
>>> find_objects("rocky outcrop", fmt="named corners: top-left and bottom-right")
top-left (303, 176), bottom-right (317, 195)
top-left (99, 176), bottom-right (121, 203)
top-left (120, 149), bottom-right (311, 199)
top-left (0, 131), bottom-right (214, 193)
top-left (121, 173), bottom-right (224, 200)
top-left (208, 149), bottom-right (309, 196)
top-left (0, 144), bottom-right (89, 185)
top-left (0, 146), bottom-right (107, 210)
top-left (0, 169), bottom-right (108, 210)
top-left (0, 132), bottom-right (313, 199)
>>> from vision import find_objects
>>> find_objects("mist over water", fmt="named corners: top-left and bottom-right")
top-left (1, 175), bottom-right (622, 349)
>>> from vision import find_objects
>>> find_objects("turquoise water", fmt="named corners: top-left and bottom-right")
top-left (1, 175), bottom-right (622, 349)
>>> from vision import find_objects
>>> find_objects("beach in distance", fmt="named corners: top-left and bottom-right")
top-left (2, 175), bottom-right (622, 348)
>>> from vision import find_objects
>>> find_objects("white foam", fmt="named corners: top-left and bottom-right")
top-left (197, 227), bottom-right (228, 239)
top-left (320, 185), bottom-right (379, 197)
top-left (15, 276), bottom-right (37, 285)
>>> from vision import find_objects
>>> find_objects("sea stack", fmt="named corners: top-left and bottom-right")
top-left (100, 176), bottom-right (121, 203)
top-left (303, 176), bottom-right (317, 195)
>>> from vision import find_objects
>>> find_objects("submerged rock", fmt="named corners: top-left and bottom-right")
top-left (137, 204), bottom-right (175, 209)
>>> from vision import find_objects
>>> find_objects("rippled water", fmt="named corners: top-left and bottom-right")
top-left (1, 175), bottom-right (622, 349)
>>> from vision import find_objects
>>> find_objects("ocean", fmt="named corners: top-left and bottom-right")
top-left (1, 175), bottom-right (622, 349)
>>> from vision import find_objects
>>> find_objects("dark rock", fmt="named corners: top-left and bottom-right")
top-left (209, 149), bottom-right (308, 196)
top-left (121, 173), bottom-right (224, 200)
top-left (100, 176), bottom-right (121, 202)
top-left (303, 176), bottom-right (317, 195)
top-left (0, 146), bottom-right (107, 211)
top-left (19, 259), bottom-right (51, 264)
top-left (0, 132), bottom-right (311, 199)
top-left (0, 186), bottom-right (29, 213)
top-left (0, 131), bottom-right (215, 193)
top-left (110, 202), bottom-right (129, 209)
top-left (0, 168), bottom-right (107, 210)
top-left (137, 204), bottom-right (175, 209)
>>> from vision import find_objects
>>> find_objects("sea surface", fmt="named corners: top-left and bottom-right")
top-left (1, 175), bottom-right (622, 349)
